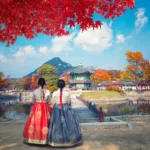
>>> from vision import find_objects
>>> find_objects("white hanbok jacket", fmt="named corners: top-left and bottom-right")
top-left (33, 87), bottom-right (51, 103)
top-left (51, 88), bottom-right (71, 105)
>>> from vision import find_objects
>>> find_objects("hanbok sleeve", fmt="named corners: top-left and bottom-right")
top-left (67, 92), bottom-right (71, 107)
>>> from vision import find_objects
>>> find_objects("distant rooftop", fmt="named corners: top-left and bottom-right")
top-left (70, 65), bottom-right (95, 75)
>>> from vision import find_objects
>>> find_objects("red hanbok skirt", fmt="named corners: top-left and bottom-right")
top-left (23, 102), bottom-right (51, 144)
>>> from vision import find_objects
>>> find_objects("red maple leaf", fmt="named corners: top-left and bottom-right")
top-left (0, 0), bottom-right (135, 46)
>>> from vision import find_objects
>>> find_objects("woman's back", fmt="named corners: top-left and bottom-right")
top-left (23, 78), bottom-right (51, 145)
top-left (52, 89), bottom-right (70, 104)
top-left (48, 79), bottom-right (82, 147)
top-left (33, 87), bottom-right (51, 103)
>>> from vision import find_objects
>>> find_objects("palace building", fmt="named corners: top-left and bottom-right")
top-left (69, 65), bottom-right (94, 89)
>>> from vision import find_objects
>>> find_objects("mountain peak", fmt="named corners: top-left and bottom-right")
top-left (44, 57), bottom-right (65, 66)
top-left (28, 57), bottom-right (77, 76)
top-left (50, 57), bottom-right (61, 61)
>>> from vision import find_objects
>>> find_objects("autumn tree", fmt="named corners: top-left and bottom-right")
top-left (30, 75), bottom-right (39, 90)
top-left (123, 51), bottom-right (144, 82)
top-left (37, 64), bottom-right (58, 90)
top-left (0, 0), bottom-right (135, 46)
top-left (0, 72), bottom-right (8, 89)
top-left (23, 77), bottom-right (32, 90)
top-left (90, 69), bottom-right (111, 85)
top-left (121, 72), bottom-right (136, 82)
top-left (125, 51), bottom-right (143, 64)
top-left (107, 70), bottom-right (122, 81)
top-left (140, 60), bottom-right (150, 81)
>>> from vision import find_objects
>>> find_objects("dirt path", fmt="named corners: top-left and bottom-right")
top-left (0, 117), bottom-right (150, 150)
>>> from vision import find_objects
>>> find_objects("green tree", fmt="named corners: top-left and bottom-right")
top-left (37, 64), bottom-right (58, 87)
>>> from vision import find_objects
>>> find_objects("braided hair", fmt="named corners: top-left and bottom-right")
top-left (57, 79), bottom-right (65, 107)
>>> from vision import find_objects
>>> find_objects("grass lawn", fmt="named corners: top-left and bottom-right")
top-left (81, 91), bottom-right (126, 100)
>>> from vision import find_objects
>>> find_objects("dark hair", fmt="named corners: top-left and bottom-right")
top-left (57, 79), bottom-right (65, 92)
top-left (38, 78), bottom-right (46, 89)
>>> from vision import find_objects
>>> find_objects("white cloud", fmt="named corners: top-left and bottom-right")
top-left (0, 45), bottom-right (53, 77)
top-left (50, 34), bottom-right (75, 53)
top-left (13, 46), bottom-right (36, 57)
top-left (116, 34), bottom-right (125, 44)
top-left (0, 53), bottom-right (9, 63)
top-left (39, 46), bottom-right (49, 54)
top-left (135, 8), bottom-right (148, 33)
top-left (74, 22), bottom-right (113, 52)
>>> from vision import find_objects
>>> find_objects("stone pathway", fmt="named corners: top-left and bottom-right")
top-left (71, 94), bottom-right (99, 123)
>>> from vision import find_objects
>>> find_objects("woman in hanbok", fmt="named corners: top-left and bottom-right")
top-left (23, 78), bottom-right (52, 144)
top-left (48, 79), bottom-right (82, 147)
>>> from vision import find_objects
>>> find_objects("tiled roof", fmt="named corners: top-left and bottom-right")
top-left (70, 66), bottom-right (95, 74)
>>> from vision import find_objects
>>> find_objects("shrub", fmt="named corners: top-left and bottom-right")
top-left (106, 86), bottom-right (124, 94)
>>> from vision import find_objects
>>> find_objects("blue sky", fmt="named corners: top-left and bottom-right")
top-left (0, 0), bottom-right (150, 78)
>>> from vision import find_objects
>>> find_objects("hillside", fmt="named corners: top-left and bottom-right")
top-left (28, 57), bottom-right (76, 76)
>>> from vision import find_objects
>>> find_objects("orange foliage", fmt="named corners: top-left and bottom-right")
top-left (30, 75), bottom-right (39, 89)
top-left (91, 69), bottom-right (111, 85)
top-left (121, 72), bottom-right (136, 81)
top-left (107, 70), bottom-right (122, 81)
top-left (116, 70), bottom-right (123, 80)
top-left (107, 71), bottom-right (113, 79)
top-left (124, 51), bottom-right (144, 81)
top-left (126, 65), bottom-right (140, 73)
top-left (125, 51), bottom-right (143, 63)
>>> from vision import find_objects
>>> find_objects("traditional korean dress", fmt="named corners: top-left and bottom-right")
top-left (23, 87), bottom-right (51, 144)
top-left (48, 88), bottom-right (82, 147)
